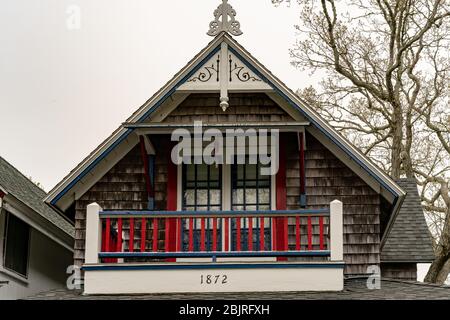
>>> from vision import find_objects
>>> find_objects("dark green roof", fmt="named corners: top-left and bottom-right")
top-left (0, 156), bottom-right (74, 237)
top-left (381, 179), bottom-right (434, 262)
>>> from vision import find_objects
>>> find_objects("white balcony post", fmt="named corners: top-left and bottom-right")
top-left (85, 203), bottom-right (102, 264)
top-left (330, 200), bottom-right (343, 261)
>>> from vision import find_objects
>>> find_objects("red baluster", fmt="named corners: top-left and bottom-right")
top-left (236, 218), bottom-right (241, 251)
top-left (140, 218), bottom-right (146, 252)
top-left (284, 217), bottom-right (288, 251)
top-left (105, 218), bottom-right (111, 252)
top-left (117, 218), bottom-right (123, 252)
top-left (224, 218), bottom-right (229, 252)
top-left (189, 218), bottom-right (194, 252)
top-left (295, 216), bottom-right (300, 251)
top-left (176, 218), bottom-right (182, 252)
top-left (152, 218), bottom-right (158, 252)
top-left (212, 218), bottom-right (217, 251)
top-left (129, 218), bottom-right (134, 252)
top-left (307, 216), bottom-right (312, 251)
top-left (165, 218), bottom-right (170, 252)
top-left (319, 216), bottom-right (324, 250)
top-left (248, 218), bottom-right (253, 251)
top-left (200, 218), bottom-right (206, 251)
top-left (259, 217), bottom-right (265, 251)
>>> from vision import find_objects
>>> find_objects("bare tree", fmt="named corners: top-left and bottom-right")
top-left (273, 0), bottom-right (450, 283)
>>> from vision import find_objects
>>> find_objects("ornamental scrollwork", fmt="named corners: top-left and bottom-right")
top-left (229, 55), bottom-right (262, 83)
top-left (187, 55), bottom-right (220, 83)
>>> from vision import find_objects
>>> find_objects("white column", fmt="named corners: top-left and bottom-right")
top-left (85, 203), bottom-right (102, 264)
top-left (330, 200), bottom-right (343, 261)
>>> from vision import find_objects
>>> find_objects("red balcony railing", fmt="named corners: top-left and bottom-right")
top-left (97, 209), bottom-right (330, 262)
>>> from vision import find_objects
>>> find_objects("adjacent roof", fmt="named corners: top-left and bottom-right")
top-left (381, 179), bottom-right (434, 262)
top-left (0, 156), bottom-right (74, 237)
top-left (24, 277), bottom-right (450, 300)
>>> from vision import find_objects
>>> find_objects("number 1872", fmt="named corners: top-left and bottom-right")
top-left (200, 274), bottom-right (228, 285)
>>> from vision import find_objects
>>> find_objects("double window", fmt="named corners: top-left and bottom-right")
top-left (182, 162), bottom-right (272, 251)
top-left (2, 212), bottom-right (30, 277)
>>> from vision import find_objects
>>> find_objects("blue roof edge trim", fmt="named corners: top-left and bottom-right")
top-left (51, 45), bottom-right (221, 205)
top-left (227, 45), bottom-right (398, 199)
top-left (51, 37), bottom-right (400, 207)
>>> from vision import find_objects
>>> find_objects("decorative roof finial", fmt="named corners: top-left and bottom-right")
top-left (207, 0), bottom-right (243, 37)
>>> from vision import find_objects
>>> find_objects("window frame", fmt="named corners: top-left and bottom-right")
top-left (182, 163), bottom-right (223, 211)
top-left (2, 211), bottom-right (31, 279)
top-left (230, 161), bottom-right (272, 211)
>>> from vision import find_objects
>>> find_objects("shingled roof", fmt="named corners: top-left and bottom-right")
top-left (24, 277), bottom-right (450, 300)
top-left (0, 156), bottom-right (74, 237)
top-left (381, 179), bottom-right (434, 262)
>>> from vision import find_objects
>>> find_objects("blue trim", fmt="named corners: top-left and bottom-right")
top-left (99, 209), bottom-right (330, 217)
top-left (228, 46), bottom-right (398, 199)
top-left (83, 262), bottom-right (344, 271)
top-left (52, 40), bottom-right (399, 205)
top-left (51, 46), bottom-right (221, 205)
top-left (98, 250), bottom-right (331, 259)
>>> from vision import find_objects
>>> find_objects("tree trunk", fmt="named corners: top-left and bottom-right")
top-left (390, 110), bottom-right (403, 179)
top-left (424, 253), bottom-right (450, 284)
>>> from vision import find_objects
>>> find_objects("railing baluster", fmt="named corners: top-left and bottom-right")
top-left (165, 218), bottom-right (170, 253)
top-left (236, 218), bottom-right (241, 252)
top-left (129, 218), bottom-right (134, 252)
top-left (259, 217), bottom-right (265, 251)
top-left (105, 218), bottom-right (111, 252)
top-left (200, 218), bottom-right (206, 251)
top-left (117, 218), bottom-right (122, 252)
top-left (224, 217), bottom-right (229, 252)
top-left (307, 216), bottom-right (312, 251)
top-left (189, 218), bottom-right (194, 252)
top-left (284, 217), bottom-right (288, 251)
top-left (248, 217), bottom-right (253, 251)
top-left (140, 218), bottom-right (146, 252)
top-left (176, 218), bottom-right (182, 252)
top-left (152, 218), bottom-right (158, 252)
top-left (295, 216), bottom-right (300, 251)
top-left (319, 216), bottom-right (324, 250)
top-left (212, 218), bottom-right (218, 251)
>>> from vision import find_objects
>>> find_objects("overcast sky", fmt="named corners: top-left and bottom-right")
top-left (0, 0), bottom-right (314, 190)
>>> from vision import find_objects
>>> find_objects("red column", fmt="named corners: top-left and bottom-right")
top-left (166, 143), bottom-right (178, 261)
top-left (276, 134), bottom-right (288, 261)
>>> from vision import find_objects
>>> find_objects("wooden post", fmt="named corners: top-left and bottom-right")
top-left (276, 135), bottom-right (287, 261)
top-left (330, 200), bottom-right (343, 261)
top-left (85, 203), bottom-right (102, 264)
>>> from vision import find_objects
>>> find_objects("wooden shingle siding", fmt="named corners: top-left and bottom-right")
top-left (285, 132), bottom-right (381, 275)
top-left (163, 93), bottom-right (294, 123)
top-left (74, 140), bottom-right (170, 267)
top-left (381, 263), bottom-right (417, 281)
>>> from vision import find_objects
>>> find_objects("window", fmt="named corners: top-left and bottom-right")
top-left (183, 164), bottom-right (222, 211)
top-left (231, 162), bottom-right (272, 251)
top-left (183, 164), bottom-right (222, 251)
top-left (3, 212), bottom-right (30, 277)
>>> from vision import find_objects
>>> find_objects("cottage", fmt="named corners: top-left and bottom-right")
top-left (0, 157), bottom-right (74, 299)
top-left (44, 0), bottom-right (434, 295)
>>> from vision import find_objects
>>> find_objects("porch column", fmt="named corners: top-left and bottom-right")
top-left (330, 200), bottom-right (343, 261)
top-left (85, 203), bottom-right (102, 264)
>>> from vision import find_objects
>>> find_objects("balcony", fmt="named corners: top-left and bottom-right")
top-left (82, 200), bottom-right (344, 294)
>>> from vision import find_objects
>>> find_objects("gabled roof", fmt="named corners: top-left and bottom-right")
top-left (381, 179), bottom-right (434, 263)
top-left (0, 156), bottom-right (74, 237)
top-left (45, 33), bottom-right (405, 228)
